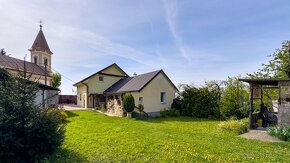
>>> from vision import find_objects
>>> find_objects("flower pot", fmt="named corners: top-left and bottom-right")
top-left (127, 112), bottom-right (132, 118)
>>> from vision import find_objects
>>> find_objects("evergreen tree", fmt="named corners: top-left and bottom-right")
top-left (123, 94), bottom-right (135, 113)
top-left (0, 69), bottom-right (65, 162)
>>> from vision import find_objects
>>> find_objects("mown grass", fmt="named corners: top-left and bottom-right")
top-left (54, 110), bottom-right (290, 162)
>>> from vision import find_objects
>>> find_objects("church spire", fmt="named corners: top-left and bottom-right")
top-left (29, 22), bottom-right (53, 54)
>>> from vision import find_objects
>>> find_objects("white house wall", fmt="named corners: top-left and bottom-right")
top-left (77, 84), bottom-right (87, 108)
top-left (131, 72), bottom-right (176, 115)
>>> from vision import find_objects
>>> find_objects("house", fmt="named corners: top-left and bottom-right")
top-left (0, 25), bottom-right (59, 108)
top-left (74, 63), bottom-right (178, 116)
top-left (73, 63), bottom-right (129, 109)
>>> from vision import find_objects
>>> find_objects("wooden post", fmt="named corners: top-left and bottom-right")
top-left (249, 83), bottom-right (254, 129)
top-left (260, 85), bottom-right (263, 104)
top-left (42, 89), bottom-right (45, 109)
top-left (278, 83), bottom-right (282, 105)
top-left (44, 62), bottom-right (47, 86)
top-left (23, 56), bottom-right (26, 79)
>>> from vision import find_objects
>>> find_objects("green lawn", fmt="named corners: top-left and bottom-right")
top-left (54, 110), bottom-right (290, 162)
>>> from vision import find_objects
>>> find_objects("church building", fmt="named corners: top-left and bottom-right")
top-left (0, 24), bottom-right (59, 108)
top-left (0, 24), bottom-right (53, 86)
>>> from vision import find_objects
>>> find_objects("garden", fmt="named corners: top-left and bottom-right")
top-left (2, 41), bottom-right (290, 162)
top-left (53, 110), bottom-right (290, 162)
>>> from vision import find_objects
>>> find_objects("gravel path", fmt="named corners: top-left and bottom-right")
top-left (239, 130), bottom-right (283, 142)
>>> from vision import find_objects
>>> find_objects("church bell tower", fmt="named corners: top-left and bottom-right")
top-left (29, 23), bottom-right (53, 73)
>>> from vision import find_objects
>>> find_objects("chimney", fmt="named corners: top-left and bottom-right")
top-left (133, 72), bottom-right (137, 77)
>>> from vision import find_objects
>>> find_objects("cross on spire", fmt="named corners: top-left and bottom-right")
top-left (40, 20), bottom-right (42, 30)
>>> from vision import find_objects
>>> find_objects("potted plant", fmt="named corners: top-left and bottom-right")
top-left (122, 94), bottom-right (135, 118)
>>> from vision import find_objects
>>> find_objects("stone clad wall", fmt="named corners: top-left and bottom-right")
top-left (278, 104), bottom-right (290, 126)
top-left (106, 96), bottom-right (123, 117)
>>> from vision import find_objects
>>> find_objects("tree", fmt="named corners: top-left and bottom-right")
top-left (52, 72), bottom-right (61, 88)
top-left (246, 41), bottom-right (288, 111)
top-left (248, 40), bottom-right (290, 78)
top-left (180, 84), bottom-right (220, 118)
top-left (0, 69), bottom-right (65, 162)
top-left (122, 94), bottom-right (135, 117)
top-left (219, 77), bottom-right (249, 119)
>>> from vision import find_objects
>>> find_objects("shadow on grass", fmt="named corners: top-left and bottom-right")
top-left (133, 115), bottom-right (220, 123)
top-left (65, 111), bottom-right (80, 118)
top-left (50, 148), bottom-right (87, 162)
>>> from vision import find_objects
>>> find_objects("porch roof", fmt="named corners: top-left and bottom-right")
top-left (239, 78), bottom-right (290, 86)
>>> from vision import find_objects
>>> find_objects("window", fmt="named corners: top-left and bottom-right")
top-left (139, 97), bottom-right (143, 103)
top-left (44, 58), bottom-right (48, 65)
top-left (160, 92), bottom-right (166, 103)
top-left (79, 94), bottom-right (82, 101)
top-left (34, 56), bottom-right (37, 64)
top-left (99, 76), bottom-right (104, 82)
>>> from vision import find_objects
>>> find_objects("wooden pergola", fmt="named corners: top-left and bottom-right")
top-left (239, 78), bottom-right (290, 129)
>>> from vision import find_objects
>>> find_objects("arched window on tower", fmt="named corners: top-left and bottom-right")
top-left (44, 58), bottom-right (48, 66)
top-left (34, 56), bottom-right (38, 64)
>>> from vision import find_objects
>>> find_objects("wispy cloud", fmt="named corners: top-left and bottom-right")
top-left (46, 24), bottom-right (164, 69)
top-left (163, 0), bottom-right (192, 63)
top-left (84, 31), bottom-right (163, 68)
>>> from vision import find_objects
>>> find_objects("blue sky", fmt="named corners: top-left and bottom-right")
top-left (1, 0), bottom-right (290, 94)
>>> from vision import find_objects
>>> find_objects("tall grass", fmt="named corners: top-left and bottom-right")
top-left (268, 126), bottom-right (290, 141)
top-left (218, 118), bottom-right (248, 134)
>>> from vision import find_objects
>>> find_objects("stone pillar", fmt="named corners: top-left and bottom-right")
top-left (278, 104), bottom-right (290, 126)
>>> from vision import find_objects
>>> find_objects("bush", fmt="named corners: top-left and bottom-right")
top-left (218, 118), bottom-right (248, 134)
top-left (160, 108), bottom-right (180, 117)
top-left (171, 97), bottom-right (182, 112)
top-left (180, 85), bottom-right (220, 118)
top-left (0, 69), bottom-right (65, 162)
top-left (49, 108), bottom-right (68, 121)
top-left (98, 104), bottom-right (105, 112)
top-left (267, 125), bottom-right (290, 141)
top-left (123, 94), bottom-right (135, 113)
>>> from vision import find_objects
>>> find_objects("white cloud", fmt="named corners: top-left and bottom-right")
top-left (163, 0), bottom-right (192, 63)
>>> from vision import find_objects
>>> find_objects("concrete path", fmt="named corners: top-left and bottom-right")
top-left (239, 130), bottom-right (283, 143)
top-left (61, 104), bottom-right (88, 111)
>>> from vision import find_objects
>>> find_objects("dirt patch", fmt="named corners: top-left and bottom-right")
top-left (239, 130), bottom-right (283, 143)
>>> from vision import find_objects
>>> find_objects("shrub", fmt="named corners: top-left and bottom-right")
top-left (171, 97), bottom-right (182, 113)
top-left (160, 108), bottom-right (180, 117)
top-left (123, 94), bottom-right (135, 113)
top-left (180, 85), bottom-right (219, 118)
top-left (218, 118), bottom-right (248, 134)
top-left (267, 125), bottom-right (290, 141)
top-left (99, 104), bottom-right (105, 112)
top-left (0, 69), bottom-right (65, 162)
